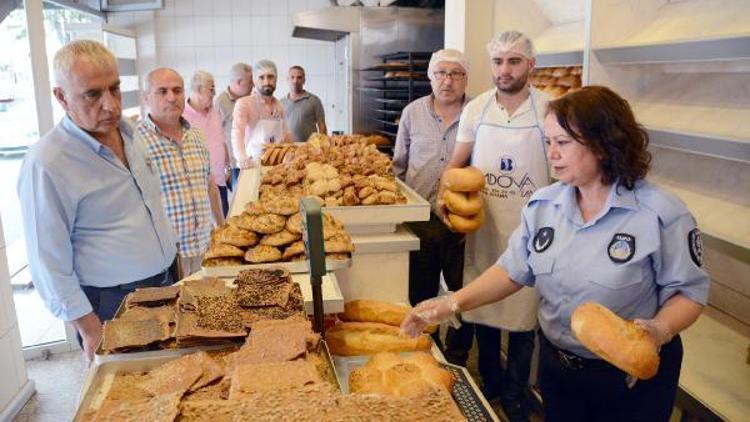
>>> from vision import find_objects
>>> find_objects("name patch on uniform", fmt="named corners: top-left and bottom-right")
top-left (688, 229), bottom-right (704, 267)
top-left (533, 227), bottom-right (554, 253)
top-left (608, 233), bottom-right (635, 263)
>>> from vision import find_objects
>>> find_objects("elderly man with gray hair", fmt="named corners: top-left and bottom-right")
top-left (215, 62), bottom-right (253, 189)
top-left (184, 70), bottom-right (230, 215)
top-left (393, 48), bottom-right (472, 364)
top-left (136, 67), bottom-right (225, 279)
top-left (231, 59), bottom-right (291, 169)
top-left (17, 40), bottom-right (177, 361)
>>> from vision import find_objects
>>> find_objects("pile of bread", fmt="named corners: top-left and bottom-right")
top-left (327, 300), bottom-right (434, 356)
top-left (529, 66), bottom-right (582, 98)
top-left (441, 167), bottom-right (485, 233)
top-left (202, 197), bottom-right (353, 267)
top-left (260, 144), bottom-right (296, 166)
top-left (258, 133), bottom-right (407, 207)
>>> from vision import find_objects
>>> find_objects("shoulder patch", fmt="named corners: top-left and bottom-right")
top-left (688, 229), bottom-right (704, 267)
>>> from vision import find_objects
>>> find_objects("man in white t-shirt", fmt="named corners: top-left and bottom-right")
top-left (438, 30), bottom-right (551, 421)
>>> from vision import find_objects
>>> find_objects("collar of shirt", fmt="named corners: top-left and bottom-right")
top-left (61, 114), bottom-right (134, 155)
top-left (142, 113), bottom-right (191, 141)
top-left (225, 86), bottom-right (241, 102)
top-left (184, 98), bottom-right (212, 117)
top-left (494, 88), bottom-right (534, 120)
top-left (287, 91), bottom-right (311, 102)
top-left (553, 181), bottom-right (639, 226)
top-left (427, 93), bottom-right (470, 124)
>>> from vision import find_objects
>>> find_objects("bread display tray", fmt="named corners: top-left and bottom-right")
top-left (78, 341), bottom-right (341, 422)
top-left (332, 354), bottom-right (499, 422)
top-left (201, 256), bottom-right (351, 277)
top-left (230, 168), bottom-right (431, 231)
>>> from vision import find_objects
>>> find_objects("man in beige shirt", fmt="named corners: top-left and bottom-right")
top-left (215, 62), bottom-right (253, 189)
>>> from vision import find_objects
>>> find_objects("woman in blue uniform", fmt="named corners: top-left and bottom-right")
top-left (402, 86), bottom-right (710, 422)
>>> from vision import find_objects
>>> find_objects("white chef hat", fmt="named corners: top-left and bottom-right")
top-left (254, 59), bottom-right (277, 78)
top-left (486, 30), bottom-right (536, 59)
top-left (428, 48), bottom-right (470, 80)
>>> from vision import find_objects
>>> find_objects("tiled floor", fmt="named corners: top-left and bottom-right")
top-left (13, 351), bottom-right (88, 422)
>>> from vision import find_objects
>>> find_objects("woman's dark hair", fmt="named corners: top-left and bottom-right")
top-left (546, 85), bottom-right (651, 190)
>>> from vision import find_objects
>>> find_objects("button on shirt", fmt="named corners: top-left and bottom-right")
top-left (393, 94), bottom-right (468, 208)
top-left (136, 115), bottom-right (214, 258)
top-left (16, 116), bottom-right (177, 321)
top-left (183, 99), bottom-right (226, 187)
top-left (498, 180), bottom-right (710, 358)
top-left (280, 91), bottom-right (325, 142)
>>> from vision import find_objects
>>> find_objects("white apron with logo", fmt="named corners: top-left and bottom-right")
top-left (245, 96), bottom-right (283, 163)
top-left (462, 91), bottom-right (548, 331)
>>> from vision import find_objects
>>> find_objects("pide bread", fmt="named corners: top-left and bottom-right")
top-left (571, 302), bottom-right (660, 380)
top-left (447, 208), bottom-right (484, 234)
top-left (441, 167), bottom-right (485, 192)
top-left (443, 190), bottom-right (482, 217)
top-left (349, 352), bottom-right (455, 397)
top-left (326, 322), bottom-right (432, 356)
top-left (339, 300), bottom-right (437, 334)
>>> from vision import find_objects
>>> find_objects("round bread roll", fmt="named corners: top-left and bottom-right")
top-left (447, 208), bottom-right (484, 233)
top-left (443, 190), bottom-right (482, 217)
top-left (571, 302), bottom-right (660, 380)
top-left (441, 167), bottom-right (485, 192)
top-left (551, 67), bottom-right (569, 77)
top-left (557, 75), bottom-right (581, 88)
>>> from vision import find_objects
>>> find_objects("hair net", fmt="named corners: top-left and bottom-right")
top-left (428, 48), bottom-right (470, 79)
top-left (254, 59), bottom-right (277, 77)
top-left (486, 30), bottom-right (535, 58)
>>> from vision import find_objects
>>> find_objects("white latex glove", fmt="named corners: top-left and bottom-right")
top-left (634, 318), bottom-right (674, 347)
top-left (400, 294), bottom-right (461, 338)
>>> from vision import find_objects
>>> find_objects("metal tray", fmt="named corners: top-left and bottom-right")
top-left (332, 353), bottom-right (498, 422)
top-left (78, 342), bottom-right (341, 421)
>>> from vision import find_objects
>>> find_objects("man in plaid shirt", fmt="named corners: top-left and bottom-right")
top-left (136, 67), bottom-right (225, 278)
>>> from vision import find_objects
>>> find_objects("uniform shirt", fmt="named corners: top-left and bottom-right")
top-left (214, 88), bottom-right (240, 168)
top-left (393, 94), bottom-right (468, 208)
top-left (16, 116), bottom-right (177, 321)
top-left (280, 91), bottom-right (325, 142)
top-left (183, 99), bottom-right (227, 187)
top-left (230, 91), bottom-right (289, 162)
top-left (498, 180), bottom-right (710, 358)
top-left (136, 115), bottom-right (214, 258)
top-left (456, 87), bottom-right (549, 144)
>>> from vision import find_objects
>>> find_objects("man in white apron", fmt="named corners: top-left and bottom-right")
top-left (230, 59), bottom-right (291, 169)
top-left (439, 31), bottom-right (551, 421)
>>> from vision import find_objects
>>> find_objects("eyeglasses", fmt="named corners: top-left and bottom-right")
top-left (432, 71), bottom-right (466, 81)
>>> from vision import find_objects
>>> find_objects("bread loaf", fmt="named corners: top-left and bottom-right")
top-left (349, 352), bottom-right (455, 397)
top-left (443, 190), bottom-right (482, 217)
top-left (447, 208), bottom-right (484, 234)
top-left (339, 300), bottom-right (437, 334)
top-left (571, 302), bottom-right (660, 380)
top-left (326, 322), bottom-right (432, 356)
top-left (442, 167), bottom-right (485, 192)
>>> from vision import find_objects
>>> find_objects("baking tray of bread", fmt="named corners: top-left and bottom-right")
top-left (94, 269), bottom-right (344, 362)
top-left (77, 324), bottom-right (341, 421)
top-left (332, 352), bottom-right (498, 422)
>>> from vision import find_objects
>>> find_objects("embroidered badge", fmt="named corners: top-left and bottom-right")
top-left (688, 229), bottom-right (704, 267)
top-left (533, 227), bottom-right (554, 253)
top-left (608, 233), bottom-right (635, 263)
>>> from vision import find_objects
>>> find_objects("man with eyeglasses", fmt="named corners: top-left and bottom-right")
top-left (393, 48), bottom-right (472, 362)
top-left (432, 31), bottom-right (552, 421)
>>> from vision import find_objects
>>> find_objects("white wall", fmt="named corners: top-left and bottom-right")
top-left (0, 214), bottom-right (34, 420)
top-left (108, 0), bottom-right (338, 127)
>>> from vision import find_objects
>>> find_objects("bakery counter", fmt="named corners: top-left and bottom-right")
top-left (334, 225), bottom-right (419, 305)
top-left (678, 306), bottom-right (750, 421)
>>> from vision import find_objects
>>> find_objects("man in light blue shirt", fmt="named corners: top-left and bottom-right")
top-left (16, 40), bottom-right (177, 361)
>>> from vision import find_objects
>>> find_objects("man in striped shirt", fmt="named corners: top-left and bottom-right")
top-left (136, 67), bottom-right (225, 279)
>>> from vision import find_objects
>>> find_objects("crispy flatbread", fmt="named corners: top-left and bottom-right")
top-left (125, 286), bottom-right (179, 308)
top-left (228, 360), bottom-right (321, 399)
top-left (102, 318), bottom-right (170, 352)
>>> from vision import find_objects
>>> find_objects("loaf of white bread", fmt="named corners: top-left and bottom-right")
top-left (338, 300), bottom-right (436, 334)
top-left (349, 352), bottom-right (455, 397)
top-left (326, 322), bottom-right (432, 356)
top-left (571, 302), bottom-right (660, 380)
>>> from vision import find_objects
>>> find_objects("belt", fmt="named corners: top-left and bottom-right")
top-left (541, 334), bottom-right (609, 371)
